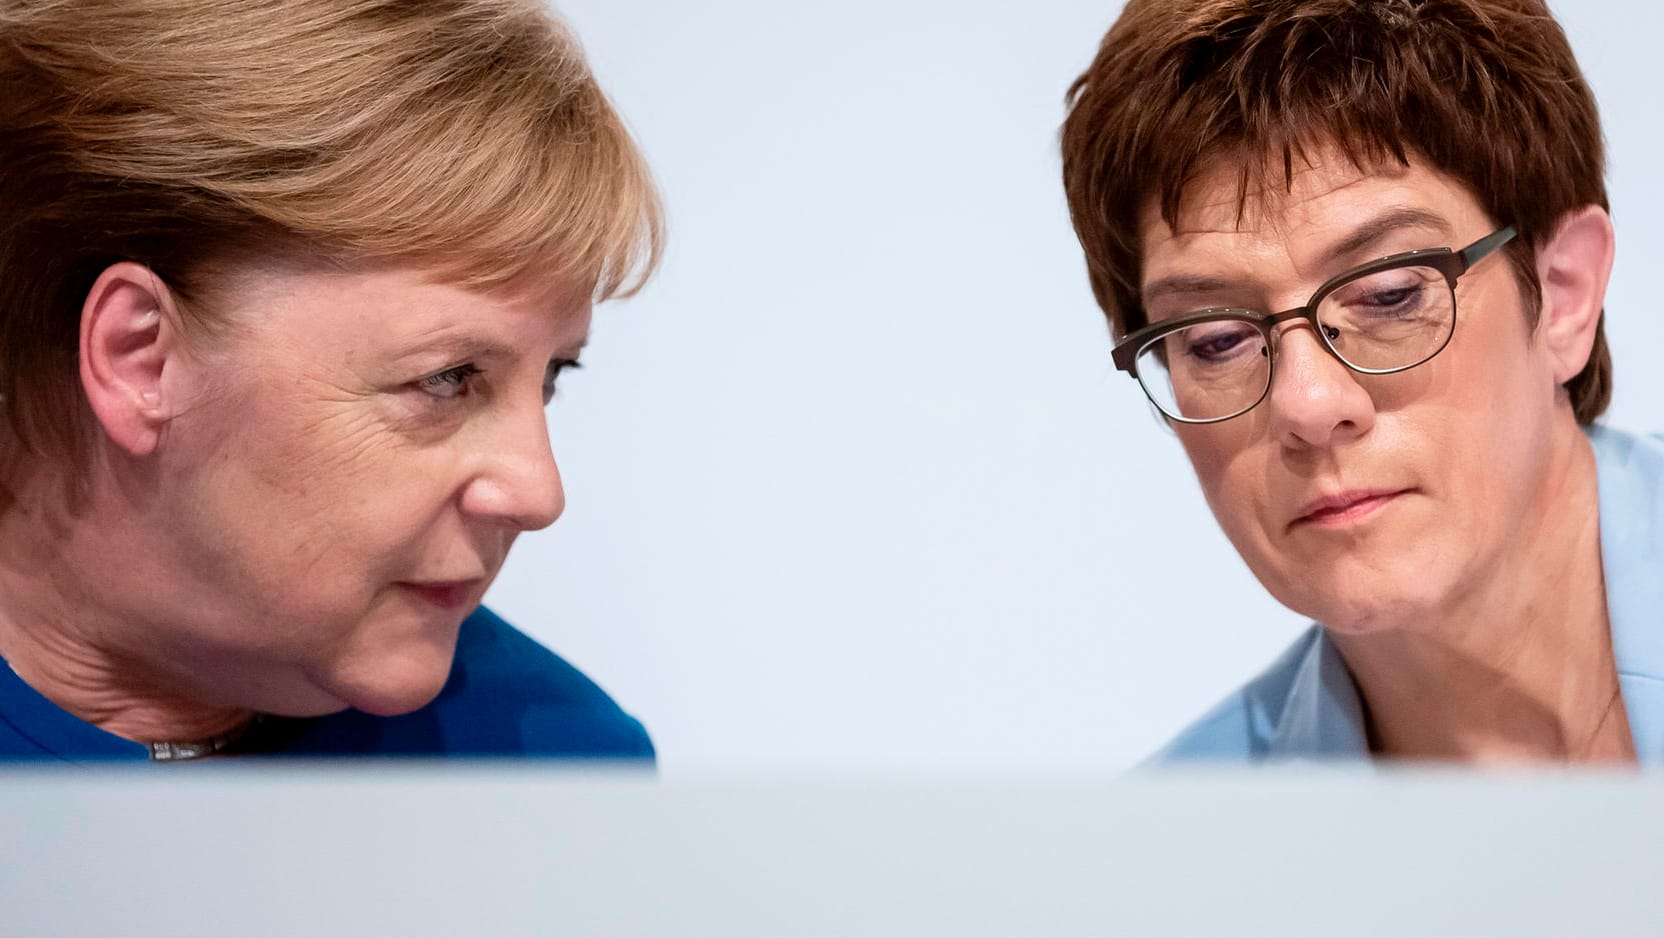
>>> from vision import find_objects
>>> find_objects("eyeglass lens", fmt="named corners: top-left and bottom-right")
top-left (1135, 264), bottom-right (1456, 422)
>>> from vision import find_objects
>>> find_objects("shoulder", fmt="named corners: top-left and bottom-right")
top-left (275, 607), bottom-right (655, 760)
top-left (1589, 423), bottom-right (1664, 580)
top-left (0, 662), bottom-right (149, 762)
top-left (1587, 423), bottom-right (1664, 473)
top-left (1149, 626), bottom-right (1328, 764)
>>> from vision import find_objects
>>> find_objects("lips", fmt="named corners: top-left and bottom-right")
top-left (1290, 488), bottom-right (1413, 528)
top-left (397, 580), bottom-right (482, 611)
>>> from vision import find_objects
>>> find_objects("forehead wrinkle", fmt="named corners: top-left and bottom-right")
top-left (1172, 165), bottom-right (1383, 242)
top-left (1141, 197), bottom-right (1300, 300)
top-left (1143, 151), bottom-right (1450, 304)
top-left (1166, 140), bottom-right (1418, 241)
top-left (390, 270), bottom-right (591, 355)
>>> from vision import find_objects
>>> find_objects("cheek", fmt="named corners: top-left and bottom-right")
top-left (204, 389), bottom-right (444, 572)
top-left (1409, 300), bottom-right (1554, 498)
top-left (251, 403), bottom-right (389, 497)
top-left (1174, 422), bottom-right (1271, 548)
top-left (1176, 416), bottom-right (1252, 494)
top-left (1446, 276), bottom-right (1550, 410)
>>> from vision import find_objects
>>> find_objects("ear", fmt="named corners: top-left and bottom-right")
top-left (1533, 205), bottom-right (1615, 385)
top-left (78, 262), bottom-right (190, 457)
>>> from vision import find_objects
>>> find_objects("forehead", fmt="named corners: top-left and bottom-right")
top-left (1137, 148), bottom-right (1492, 285)
top-left (202, 258), bottom-right (593, 356)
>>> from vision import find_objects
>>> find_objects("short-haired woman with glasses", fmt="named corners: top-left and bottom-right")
top-left (1062, 0), bottom-right (1659, 763)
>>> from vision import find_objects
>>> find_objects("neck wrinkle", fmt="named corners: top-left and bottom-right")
top-left (0, 475), bottom-right (253, 746)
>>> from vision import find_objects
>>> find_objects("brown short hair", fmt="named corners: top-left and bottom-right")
top-left (0, 0), bottom-right (662, 468)
top-left (1061, 0), bottom-right (1611, 423)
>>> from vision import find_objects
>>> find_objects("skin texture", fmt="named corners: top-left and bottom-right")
top-left (0, 260), bottom-right (589, 742)
top-left (1141, 148), bottom-right (1633, 761)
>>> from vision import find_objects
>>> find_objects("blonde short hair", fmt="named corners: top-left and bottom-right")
top-left (0, 0), bottom-right (662, 465)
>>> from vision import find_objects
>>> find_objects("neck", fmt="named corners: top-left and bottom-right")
top-left (0, 471), bottom-right (252, 746)
top-left (1329, 424), bottom-right (1633, 764)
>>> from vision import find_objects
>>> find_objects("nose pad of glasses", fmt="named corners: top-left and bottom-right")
top-left (1267, 323), bottom-right (1341, 361)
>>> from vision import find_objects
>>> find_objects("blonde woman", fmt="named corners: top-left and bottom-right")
top-left (0, 0), bottom-right (660, 761)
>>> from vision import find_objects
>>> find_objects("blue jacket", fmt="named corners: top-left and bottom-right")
top-left (0, 606), bottom-right (654, 763)
top-left (1159, 424), bottom-right (1664, 764)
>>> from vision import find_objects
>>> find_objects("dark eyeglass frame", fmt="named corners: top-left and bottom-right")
top-left (1111, 225), bottom-right (1518, 424)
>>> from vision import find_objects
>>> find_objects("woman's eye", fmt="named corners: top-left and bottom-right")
top-left (1183, 323), bottom-right (1258, 363)
top-left (417, 363), bottom-right (482, 400)
top-left (542, 358), bottom-right (582, 404)
top-left (1359, 285), bottom-right (1419, 311)
top-left (1335, 272), bottom-right (1433, 318)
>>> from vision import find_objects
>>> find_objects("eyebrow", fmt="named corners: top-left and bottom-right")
top-left (396, 331), bottom-right (589, 364)
top-left (394, 336), bottom-right (519, 364)
top-left (1140, 207), bottom-right (1458, 309)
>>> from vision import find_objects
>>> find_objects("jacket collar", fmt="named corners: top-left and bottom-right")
top-left (1589, 424), bottom-right (1664, 764)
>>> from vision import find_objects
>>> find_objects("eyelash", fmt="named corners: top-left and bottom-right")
top-left (415, 360), bottom-right (583, 403)
top-left (418, 363), bottom-right (484, 400)
top-left (543, 359), bottom-right (581, 403)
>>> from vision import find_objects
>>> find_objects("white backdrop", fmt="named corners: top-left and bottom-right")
top-left (485, 0), bottom-right (1664, 775)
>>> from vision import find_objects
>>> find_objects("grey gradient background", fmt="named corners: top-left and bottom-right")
top-left (9, 769), bottom-right (1664, 937)
top-left (483, 0), bottom-right (1664, 775)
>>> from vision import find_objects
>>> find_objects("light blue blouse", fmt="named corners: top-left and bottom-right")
top-left (1157, 423), bottom-right (1664, 764)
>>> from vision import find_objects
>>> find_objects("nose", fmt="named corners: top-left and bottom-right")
top-left (1264, 324), bottom-right (1376, 450)
top-left (460, 405), bottom-right (566, 532)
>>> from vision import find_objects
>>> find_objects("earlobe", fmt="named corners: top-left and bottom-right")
top-left (79, 263), bottom-right (187, 457)
top-left (1534, 205), bottom-right (1614, 385)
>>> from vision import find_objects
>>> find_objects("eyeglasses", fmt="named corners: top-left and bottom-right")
top-left (1112, 226), bottom-right (1517, 424)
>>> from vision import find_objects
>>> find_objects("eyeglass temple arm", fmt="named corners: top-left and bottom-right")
top-left (1458, 226), bottom-right (1517, 271)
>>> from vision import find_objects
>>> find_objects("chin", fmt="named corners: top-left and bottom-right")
top-left (1257, 508), bottom-right (1472, 634)
top-left (320, 639), bottom-right (460, 717)
top-left (350, 661), bottom-right (456, 716)
top-left (1266, 557), bottom-right (1452, 636)
top-left (311, 600), bottom-right (471, 715)
top-left (1304, 598), bottom-right (1420, 635)
top-left (1280, 581), bottom-right (1446, 635)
